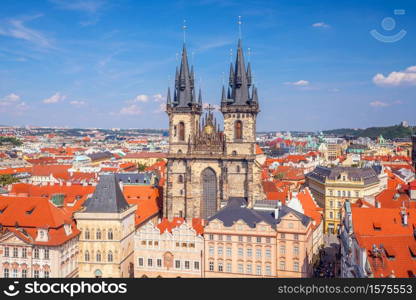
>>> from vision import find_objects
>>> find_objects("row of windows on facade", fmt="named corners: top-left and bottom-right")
top-left (328, 200), bottom-right (343, 209)
top-left (137, 257), bottom-right (200, 271)
top-left (208, 260), bottom-right (300, 274)
top-left (140, 240), bottom-right (196, 249)
top-left (208, 244), bottom-right (300, 257)
top-left (3, 247), bottom-right (49, 260)
top-left (83, 229), bottom-right (113, 240)
top-left (174, 120), bottom-right (244, 141)
top-left (84, 251), bottom-right (114, 263)
top-left (208, 234), bottom-right (298, 242)
top-left (327, 211), bottom-right (342, 220)
top-left (3, 269), bottom-right (49, 278)
top-left (328, 190), bottom-right (359, 197)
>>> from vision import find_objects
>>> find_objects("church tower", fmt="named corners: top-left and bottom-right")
top-left (221, 39), bottom-right (259, 156)
top-left (166, 44), bottom-right (202, 154)
top-left (164, 37), bottom-right (264, 220)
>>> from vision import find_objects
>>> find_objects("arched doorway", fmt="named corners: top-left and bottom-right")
top-left (201, 168), bottom-right (217, 219)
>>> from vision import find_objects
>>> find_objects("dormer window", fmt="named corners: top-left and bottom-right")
top-left (36, 228), bottom-right (48, 242)
top-left (26, 207), bottom-right (35, 215)
top-left (64, 224), bottom-right (72, 236)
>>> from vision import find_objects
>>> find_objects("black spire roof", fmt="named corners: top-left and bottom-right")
top-left (168, 44), bottom-right (201, 111)
top-left (221, 39), bottom-right (259, 111)
top-left (83, 174), bottom-right (130, 213)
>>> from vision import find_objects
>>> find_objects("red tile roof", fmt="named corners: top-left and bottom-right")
top-left (351, 207), bottom-right (416, 277)
top-left (157, 217), bottom-right (204, 235)
top-left (0, 196), bottom-right (80, 246)
top-left (122, 185), bottom-right (162, 226)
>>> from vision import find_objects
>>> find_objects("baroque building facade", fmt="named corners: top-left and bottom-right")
top-left (164, 40), bottom-right (265, 220)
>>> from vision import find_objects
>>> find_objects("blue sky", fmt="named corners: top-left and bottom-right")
top-left (0, 0), bottom-right (415, 131)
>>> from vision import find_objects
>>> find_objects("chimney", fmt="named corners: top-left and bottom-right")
top-left (401, 207), bottom-right (408, 226)
top-left (274, 207), bottom-right (279, 220)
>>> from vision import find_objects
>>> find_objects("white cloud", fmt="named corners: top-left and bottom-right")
top-left (370, 101), bottom-right (389, 107)
top-left (312, 22), bottom-right (330, 28)
top-left (0, 93), bottom-right (29, 114)
top-left (130, 94), bottom-right (149, 103)
top-left (43, 92), bottom-right (66, 104)
top-left (70, 100), bottom-right (86, 107)
top-left (373, 65), bottom-right (416, 86)
top-left (406, 66), bottom-right (416, 72)
top-left (284, 80), bottom-right (310, 86)
top-left (154, 103), bottom-right (166, 113)
top-left (0, 93), bottom-right (20, 105)
top-left (0, 15), bottom-right (53, 48)
top-left (153, 94), bottom-right (164, 102)
top-left (119, 104), bottom-right (141, 115)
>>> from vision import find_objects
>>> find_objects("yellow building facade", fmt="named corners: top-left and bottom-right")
top-left (306, 166), bottom-right (381, 233)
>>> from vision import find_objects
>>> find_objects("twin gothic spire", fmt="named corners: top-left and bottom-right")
top-left (167, 44), bottom-right (201, 110)
top-left (222, 39), bottom-right (258, 107)
top-left (167, 38), bottom-right (258, 111)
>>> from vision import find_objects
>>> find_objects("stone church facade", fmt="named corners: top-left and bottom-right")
top-left (164, 40), bottom-right (265, 219)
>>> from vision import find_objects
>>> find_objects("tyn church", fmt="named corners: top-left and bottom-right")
top-left (163, 39), bottom-right (265, 219)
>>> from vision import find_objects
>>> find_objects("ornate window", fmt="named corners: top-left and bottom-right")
top-left (108, 229), bottom-right (113, 240)
top-left (234, 120), bottom-right (243, 140)
top-left (96, 251), bottom-right (101, 262)
top-left (201, 168), bottom-right (217, 219)
top-left (85, 251), bottom-right (90, 262)
top-left (236, 165), bottom-right (240, 173)
top-left (96, 229), bottom-right (101, 240)
top-left (108, 251), bottom-right (113, 262)
top-left (178, 175), bottom-right (184, 183)
top-left (178, 122), bottom-right (185, 141)
top-left (84, 229), bottom-right (90, 239)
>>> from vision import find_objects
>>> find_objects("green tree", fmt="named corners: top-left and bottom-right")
top-left (0, 174), bottom-right (19, 186)
top-left (137, 163), bottom-right (148, 172)
top-left (0, 137), bottom-right (22, 146)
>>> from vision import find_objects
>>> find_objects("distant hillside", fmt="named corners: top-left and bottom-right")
top-left (323, 125), bottom-right (415, 140)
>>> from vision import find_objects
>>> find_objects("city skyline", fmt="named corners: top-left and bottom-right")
top-left (1, 0), bottom-right (416, 131)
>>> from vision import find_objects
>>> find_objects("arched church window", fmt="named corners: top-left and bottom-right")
top-left (179, 122), bottom-right (185, 141)
top-left (235, 120), bottom-right (243, 140)
top-left (178, 175), bottom-right (184, 183)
